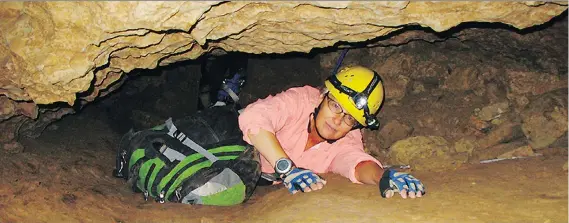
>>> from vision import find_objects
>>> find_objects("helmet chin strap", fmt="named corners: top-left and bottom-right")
top-left (308, 100), bottom-right (337, 144)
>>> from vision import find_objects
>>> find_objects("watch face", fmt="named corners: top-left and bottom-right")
top-left (276, 159), bottom-right (291, 173)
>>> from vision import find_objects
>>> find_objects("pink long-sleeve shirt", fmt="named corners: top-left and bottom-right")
top-left (238, 85), bottom-right (382, 183)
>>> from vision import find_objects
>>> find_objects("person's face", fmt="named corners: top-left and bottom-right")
top-left (314, 93), bottom-right (358, 140)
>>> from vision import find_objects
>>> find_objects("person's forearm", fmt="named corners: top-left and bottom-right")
top-left (247, 129), bottom-right (289, 167)
top-left (355, 161), bottom-right (385, 185)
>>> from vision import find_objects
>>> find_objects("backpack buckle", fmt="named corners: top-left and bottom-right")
top-left (157, 191), bottom-right (166, 204)
top-left (143, 190), bottom-right (149, 201)
top-left (113, 150), bottom-right (127, 178)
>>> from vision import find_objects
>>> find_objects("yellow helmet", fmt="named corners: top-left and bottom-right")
top-left (324, 66), bottom-right (385, 129)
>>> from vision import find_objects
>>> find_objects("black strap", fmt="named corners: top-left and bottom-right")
top-left (327, 73), bottom-right (381, 128)
top-left (308, 100), bottom-right (337, 144)
top-left (379, 169), bottom-right (392, 198)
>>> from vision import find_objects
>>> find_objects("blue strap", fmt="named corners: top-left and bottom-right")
top-left (331, 48), bottom-right (350, 76)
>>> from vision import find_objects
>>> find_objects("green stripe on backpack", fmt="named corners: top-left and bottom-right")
top-left (113, 106), bottom-right (261, 206)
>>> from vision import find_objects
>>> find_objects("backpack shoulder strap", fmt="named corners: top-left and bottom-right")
top-left (164, 118), bottom-right (219, 163)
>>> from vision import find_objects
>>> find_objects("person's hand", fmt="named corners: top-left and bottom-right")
top-left (379, 169), bottom-right (425, 199)
top-left (282, 167), bottom-right (327, 194)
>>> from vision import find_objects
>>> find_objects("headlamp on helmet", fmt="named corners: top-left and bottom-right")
top-left (353, 93), bottom-right (368, 110)
top-left (324, 66), bottom-right (385, 130)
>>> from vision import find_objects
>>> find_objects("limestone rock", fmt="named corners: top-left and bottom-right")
top-left (388, 136), bottom-right (467, 171)
top-left (476, 102), bottom-right (510, 121)
top-left (370, 54), bottom-right (413, 100)
top-left (0, 96), bottom-right (38, 121)
top-left (18, 107), bottom-right (75, 139)
top-left (468, 115), bottom-right (492, 134)
top-left (0, 115), bottom-right (26, 143)
top-left (485, 81), bottom-right (508, 104)
top-left (2, 141), bottom-right (24, 154)
top-left (411, 81), bottom-right (426, 94)
top-left (454, 137), bottom-right (479, 155)
top-left (442, 66), bottom-right (483, 92)
top-left (390, 136), bottom-right (450, 164)
top-left (521, 88), bottom-right (568, 149)
top-left (548, 133), bottom-right (568, 149)
top-left (477, 120), bottom-right (525, 150)
top-left (497, 145), bottom-right (535, 159)
top-left (383, 74), bottom-right (410, 100)
top-left (0, 1), bottom-right (565, 108)
top-left (379, 120), bottom-right (414, 148)
top-left (470, 141), bottom-right (527, 163)
top-left (507, 70), bottom-right (567, 96)
top-left (413, 152), bottom-right (468, 172)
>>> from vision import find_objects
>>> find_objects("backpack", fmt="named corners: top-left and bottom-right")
top-left (112, 106), bottom-right (261, 206)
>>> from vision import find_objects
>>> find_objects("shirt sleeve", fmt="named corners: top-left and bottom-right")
top-left (327, 131), bottom-right (383, 184)
top-left (238, 87), bottom-right (306, 144)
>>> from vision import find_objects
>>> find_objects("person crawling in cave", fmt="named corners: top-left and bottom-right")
top-left (114, 64), bottom-right (424, 205)
top-left (238, 65), bottom-right (425, 199)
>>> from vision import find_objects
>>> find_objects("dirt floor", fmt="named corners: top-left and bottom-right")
top-left (0, 101), bottom-right (567, 223)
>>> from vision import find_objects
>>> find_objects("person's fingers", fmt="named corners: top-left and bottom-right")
top-left (302, 175), bottom-right (317, 192)
top-left (417, 183), bottom-right (425, 196)
top-left (306, 174), bottom-right (326, 190)
top-left (305, 178), bottom-right (326, 192)
top-left (285, 183), bottom-right (295, 194)
top-left (408, 180), bottom-right (417, 192)
top-left (384, 189), bottom-right (394, 198)
top-left (308, 183), bottom-right (319, 191)
top-left (410, 179), bottom-right (425, 198)
top-left (416, 191), bottom-right (423, 198)
top-left (295, 178), bottom-right (311, 193)
top-left (286, 182), bottom-right (298, 195)
top-left (308, 182), bottom-right (319, 191)
top-left (301, 183), bottom-right (312, 192)
top-left (408, 191), bottom-right (416, 199)
top-left (406, 181), bottom-right (417, 199)
top-left (399, 189), bottom-right (408, 199)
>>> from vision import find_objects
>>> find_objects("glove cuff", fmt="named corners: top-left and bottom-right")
top-left (378, 169), bottom-right (393, 198)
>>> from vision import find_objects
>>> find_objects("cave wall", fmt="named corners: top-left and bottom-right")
top-left (31, 14), bottom-right (567, 172)
top-left (0, 1), bottom-right (567, 148)
top-left (317, 17), bottom-right (568, 170)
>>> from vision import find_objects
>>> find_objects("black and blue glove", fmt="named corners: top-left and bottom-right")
top-left (282, 167), bottom-right (326, 194)
top-left (379, 169), bottom-right (425, 198)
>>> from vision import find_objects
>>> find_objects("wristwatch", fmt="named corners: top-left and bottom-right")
top-left (274, 157), bottom-right (293, 178)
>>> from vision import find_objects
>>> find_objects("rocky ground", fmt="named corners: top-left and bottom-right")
top-left (0, 15), bottom-right (567, 223)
